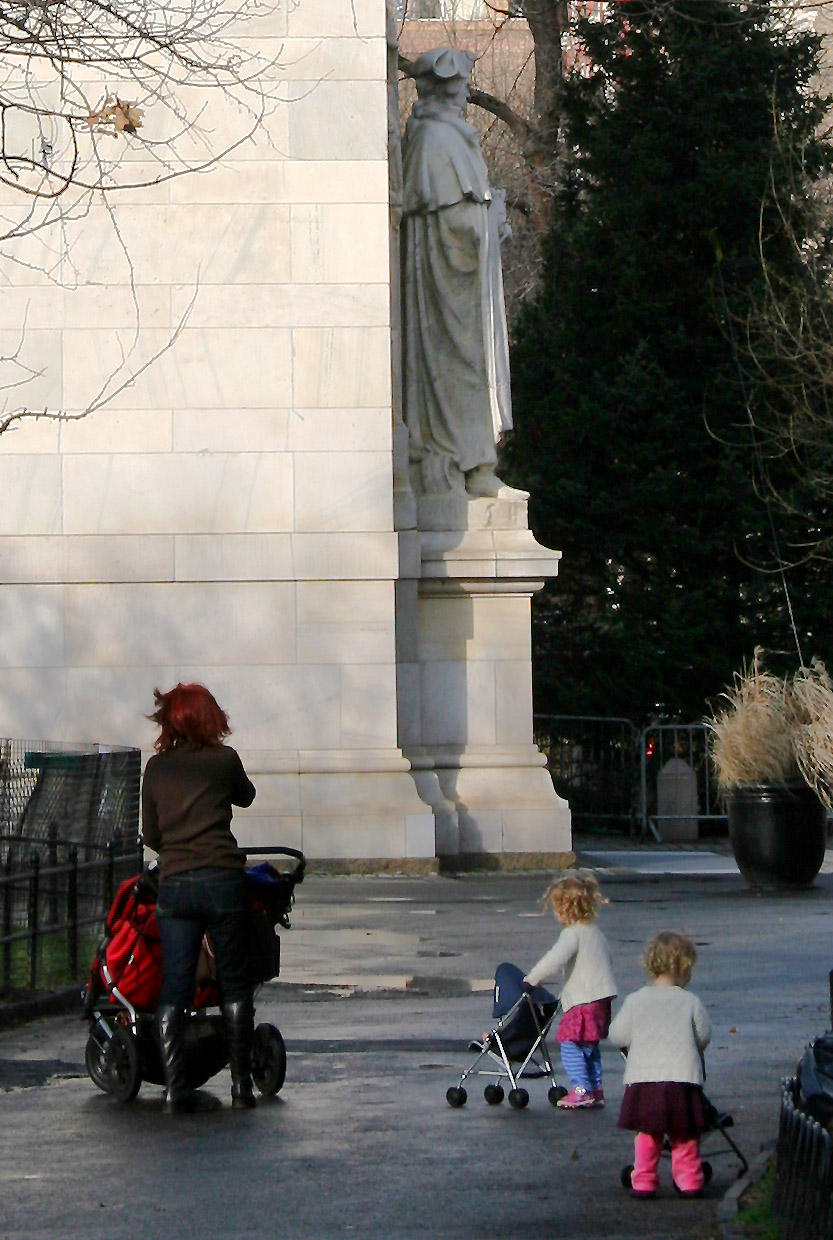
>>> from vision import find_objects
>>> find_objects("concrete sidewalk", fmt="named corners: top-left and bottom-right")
top-left (0, 841), bottom-right (827, 1239)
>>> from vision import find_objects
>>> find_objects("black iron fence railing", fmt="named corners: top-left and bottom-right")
top-left (0, 839), bottom-right (143, 994)
top-left (774, 1077), bottom-right (833, 1240)
top-left (534, 715), bottom-right (638, 833)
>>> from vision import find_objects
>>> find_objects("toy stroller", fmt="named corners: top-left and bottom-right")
top-left (618, 1049), bottom-right (748, 1188)
top-left (446, 963), bottom-right (568, 1110)
top-left (82, 846), bottom-right (305, 1104)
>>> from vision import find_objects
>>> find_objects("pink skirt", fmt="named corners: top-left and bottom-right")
top-left (556, 996), bottom-right (613, 1043)
top-left (617, 1082), bottom-right (706, 1138)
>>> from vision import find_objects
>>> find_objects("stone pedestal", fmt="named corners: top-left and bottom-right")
top-left (397, 494), bottom-right (572, 865)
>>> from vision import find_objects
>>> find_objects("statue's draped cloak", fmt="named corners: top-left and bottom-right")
top-left (402, 102), bottom-right (512, 489)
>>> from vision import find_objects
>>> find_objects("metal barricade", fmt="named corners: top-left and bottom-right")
top-left (534, 716), bottom-right (728, 841)
top-left (639, 723), bottom-right (726, 842)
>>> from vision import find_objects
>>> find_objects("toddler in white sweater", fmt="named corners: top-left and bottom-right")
top-left (609, 931), bottom-right (711, 1199)
top-left (523, 870), bottom-right (617, 1109)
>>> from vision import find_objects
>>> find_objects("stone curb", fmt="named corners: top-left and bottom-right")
top-left (0, 986), bottom-right (80, 1031)
top-left (716, 1148), bottom-right (775, 1240)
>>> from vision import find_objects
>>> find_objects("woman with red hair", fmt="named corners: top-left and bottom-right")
top-left (141, 683), bottom-right (257, 1113)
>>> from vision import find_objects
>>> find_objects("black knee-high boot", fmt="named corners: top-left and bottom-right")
top-left (223, 996), bottom-right (256, 1108)
top-left (156, 1005), bottom-right (220, 1114)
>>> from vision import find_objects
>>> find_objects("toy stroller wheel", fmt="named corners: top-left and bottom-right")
top-left (508, 1088), bottom-right (529, 1110)
top-left (251, 1023), bottom-right (287, 1096)
top-left (548, 1085), bottom-right (568, 1106)
top-left (446, 1086), bottom-right (467, 1108)
top-left (104, 1027), bottom-right (141, 1102)
top-left (85, 1032), bottom-right (110, 1093)
top-left (620, 1164), bottom-right (634, 1190)
top-left (702, 1161), bottom-right (713, 1185)
top-left (484, 1084), bottom-right (504, 1105)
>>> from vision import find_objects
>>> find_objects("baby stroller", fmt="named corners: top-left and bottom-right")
top-left (446, 963), bottom-right (568, 1110)
top-left (82, 846), bottom-right (305, 1104)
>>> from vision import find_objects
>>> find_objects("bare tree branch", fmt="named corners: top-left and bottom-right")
top-left (0, 1), bottom-right (285, 433)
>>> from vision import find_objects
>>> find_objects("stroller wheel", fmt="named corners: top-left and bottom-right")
top-left (484, 1084), bottom-right (504, 1105)
top-left (85, 1032), bottom-right (110, 1094)
top-left (548, 1085), bottom-right (568, 1107)
top-left (620, 1165), bottom-right (634, 1190)
top-left (251, 1023), bottom-right (287, 1097)
top-left (104, 1027), bottom-right (141, 1102)
top-left (508, 1088), bottom-right (529, 1110)
top-left (446, 1086), bottom-right (467, 1108)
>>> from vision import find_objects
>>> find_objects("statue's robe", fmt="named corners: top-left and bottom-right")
top-left (402, 101), bottom-right (512, 493)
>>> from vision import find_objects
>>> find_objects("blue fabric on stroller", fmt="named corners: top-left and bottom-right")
top-left (492, 963), bottom-right (558, 1061)
top-left (493, 962), bottom-right (555, 1016)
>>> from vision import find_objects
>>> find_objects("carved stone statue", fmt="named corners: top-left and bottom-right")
top-left (401, 47), bottom-right (523, 500)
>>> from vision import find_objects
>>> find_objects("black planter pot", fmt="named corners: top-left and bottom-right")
top-left (726, 782), bottom-right (828, 889)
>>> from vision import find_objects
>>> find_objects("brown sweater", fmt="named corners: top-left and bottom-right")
top-left (141, 744), bottom-right (256, 879)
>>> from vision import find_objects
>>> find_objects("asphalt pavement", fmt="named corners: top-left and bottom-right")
top-left (0, 835), bottom-right (829, 1240)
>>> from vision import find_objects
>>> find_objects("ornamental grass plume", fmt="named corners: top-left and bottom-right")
top-left (709, 648), bottom-right (797, 788)
top-left (709, 648), bottom-right (833, 809)
top-left (790, 659), bottom-right (833, 810)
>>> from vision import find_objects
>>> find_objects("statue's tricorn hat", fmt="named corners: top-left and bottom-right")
top-left (413, 47), bottom-right (476, 82)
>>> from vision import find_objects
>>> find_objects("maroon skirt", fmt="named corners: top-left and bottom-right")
top-left (617, 1082), bottom-right (706, 1138)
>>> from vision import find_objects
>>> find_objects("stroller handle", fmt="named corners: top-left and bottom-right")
top-left (241, 846), bottom-right (306, 878)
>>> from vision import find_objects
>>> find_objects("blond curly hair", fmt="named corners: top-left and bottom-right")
top-left (543, 870), bottom-right (607, 925)
top-left (642, 931), bottom-right (697, 985)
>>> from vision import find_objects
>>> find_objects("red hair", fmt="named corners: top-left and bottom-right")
top-left (149, 683), bottom-right (231, 752)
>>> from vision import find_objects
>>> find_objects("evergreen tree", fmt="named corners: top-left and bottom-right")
top-left (505, 0), bottom-right (833, 722)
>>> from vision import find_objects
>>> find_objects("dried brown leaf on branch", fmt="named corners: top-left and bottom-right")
top-left (85, 97), bottom-right (143, 138)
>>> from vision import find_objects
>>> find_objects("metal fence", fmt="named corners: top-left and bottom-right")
top-left (534, 715), bottom-right (639, 833)
top-left (0, 839), bottom-right (143, 993)
top-left (535, 715), bottom-right (727, 840)
top-left (0, 739), bottom-right (142, 993)
top-left (0, 738), bottom-right (141, 864)
top-left (640, 722), bottom-right (727, 841)
top-left (774, 1077), bottom-right (833, 1240)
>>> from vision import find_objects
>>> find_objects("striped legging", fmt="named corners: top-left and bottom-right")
top-left (559, 1039), bottom-right (602, 1091)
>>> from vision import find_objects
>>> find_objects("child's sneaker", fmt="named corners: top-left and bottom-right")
top-left (591, 1088), bottom-right (605, 1107)
top-left (557, 1086), bottom-right (595, 1109)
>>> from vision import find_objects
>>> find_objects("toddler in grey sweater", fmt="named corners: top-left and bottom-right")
top-left (609, 931), bottom-right (711, 1199)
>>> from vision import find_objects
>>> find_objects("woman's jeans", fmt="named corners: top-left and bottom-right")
top-left (156, 866), bottom-right (251, 1006)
